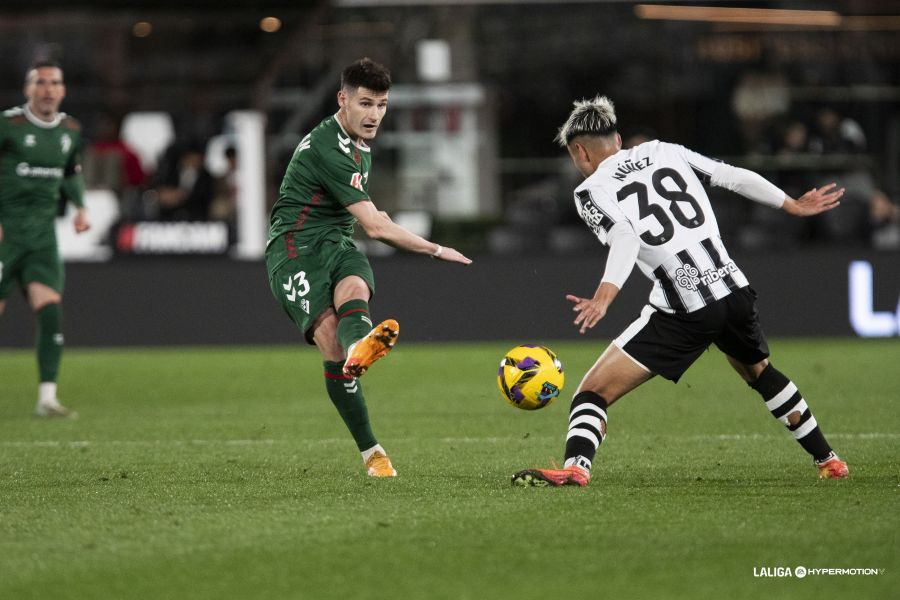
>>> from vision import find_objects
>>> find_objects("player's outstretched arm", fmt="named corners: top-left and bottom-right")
top-left (782, 183), bottom-right (844, 217)
top-left (429, 244), bottom-right (471, 264)
top-left (347, 200), bottom-right (472, 264)
top-left (566, 282), bottom-right (620, 334)
top-left (566, 222), bottom-right (638, 333)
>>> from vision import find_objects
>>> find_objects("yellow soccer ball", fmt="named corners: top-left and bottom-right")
top-left (497, 345), bottom-right (564, 410)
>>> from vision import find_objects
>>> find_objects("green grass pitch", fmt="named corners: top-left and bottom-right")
top-left (1, 339), bottom-right (897, 599)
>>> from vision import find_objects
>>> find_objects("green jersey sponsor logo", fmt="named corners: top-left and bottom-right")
top-left (15, 162), bottom-right (65, 179)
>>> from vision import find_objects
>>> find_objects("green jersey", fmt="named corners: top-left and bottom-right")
top-left (268, 114), bottom-right (372, 254)
top-left (0, 105), bottom-right (84, 246)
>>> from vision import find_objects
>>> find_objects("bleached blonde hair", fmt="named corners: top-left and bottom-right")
top-left (555, 95), bottom-right (617, 147)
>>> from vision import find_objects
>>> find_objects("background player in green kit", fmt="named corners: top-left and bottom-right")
top-left (266, 58), bottom-right (472, 477)
top-left (0, 60), bottom-right (90, 418)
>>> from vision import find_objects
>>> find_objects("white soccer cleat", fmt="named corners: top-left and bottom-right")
top-left (35, 400), bottom-right (78, 419)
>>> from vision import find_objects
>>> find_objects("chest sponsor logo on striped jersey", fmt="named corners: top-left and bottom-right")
top-left (675, 262), bottom-right (738, 291)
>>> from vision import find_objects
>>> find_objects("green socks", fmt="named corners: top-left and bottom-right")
top-left (323, 360), bottom-right (377, 451)
top-left (36, 303), bottom-right (63, 383)
top-left (336, 299), bottom-right (373, 351)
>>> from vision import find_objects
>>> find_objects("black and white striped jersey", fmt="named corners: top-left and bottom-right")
top-left (574, 140), bottom-right (750, 314)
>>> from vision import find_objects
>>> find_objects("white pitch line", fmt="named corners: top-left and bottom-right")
top-left (0, 439), bottom-right (284, 448)
top-left (0, 432), bottom-right (896, 449)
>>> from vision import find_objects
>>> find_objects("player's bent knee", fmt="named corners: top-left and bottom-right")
top-left (728, 356), bottom-right (769, 383)
top-left (333, 276), bottom-right (370, 305)
top-left (27, 283), bottom-right (62, 312)
top-left (0, 300), bottom-right (6, 316)
top-left (574, 375), bottom-right (629, 405)
top-left (32, 297), bottom-right (62, 314)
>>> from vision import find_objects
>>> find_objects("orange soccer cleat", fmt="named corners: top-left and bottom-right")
top-left (365, 451), bottom-right (397, 477)
top-left (343, 319), bottom-right (399, 378)
top-left (511, 465), bottom-right (590, 487)
top-left (816, 455), bottom-right (849, 480)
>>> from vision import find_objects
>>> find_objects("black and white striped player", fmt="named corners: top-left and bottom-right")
top-left (513, 95), bottom-right (848, 487)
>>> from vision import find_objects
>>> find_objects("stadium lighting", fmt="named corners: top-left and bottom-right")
top-left (634, 5), bottom-right (842, 27)
top-left (260, 16), bottom-right (282, 33)
top-left (132, 21), bottom-right (153, 38)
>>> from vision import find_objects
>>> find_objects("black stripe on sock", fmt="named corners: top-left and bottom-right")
top-left (570, 390), bottom-right (608, 411)
top-left (801, 429), bottom-right (833, 462)
top-left (787, 409), bottom-right (813, 432)
top-left (770, 390), bottom-right (803, 419)
top-left (565, 437), bottom-right (599, 462)
top-left (570, 421), bottom-right (603, 441)
top-left (749, 363), bottom-right (789, 399)
top-left (570, 407), bottom-right (603, 421)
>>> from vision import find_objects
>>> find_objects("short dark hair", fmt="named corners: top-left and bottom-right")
top-left (341, 58), bottom-right (392, 93)
top-left (26, 59), bottom-right (63, 83)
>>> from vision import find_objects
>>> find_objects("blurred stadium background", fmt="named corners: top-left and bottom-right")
top-left (1, 0), bottom-right (898, 345)
top-left (2, 4), bottom-right (898, 599)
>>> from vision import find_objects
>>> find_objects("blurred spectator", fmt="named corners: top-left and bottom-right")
top-left (154, 140), bottom-right (216, 221)
top-left (731, 70), bottom-right (789, 154)
top-left (777, 121), bottom-right (809, 156)
top-left (804, 107), bottom-right (873, 243)
top-left (208, 145), bottom-right (238, 225)
top-left (808, 107), bottom-right (867, 155)
top-left (82, 113), bottom-right (147, 220)
top-left (774, 120), bottom-right (814, 202)
top-left (868, 189), bottom-right (900, 251)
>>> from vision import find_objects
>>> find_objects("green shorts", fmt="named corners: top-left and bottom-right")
top-left (0, 238), bottom-right (64, 300)
top-left (266, 232), bottom-right (375, 344)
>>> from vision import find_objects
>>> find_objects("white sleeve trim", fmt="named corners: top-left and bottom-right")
top-left (600, 223), bottom-right (639, 289)
top-left (710, 163), bottom-right (786, 209)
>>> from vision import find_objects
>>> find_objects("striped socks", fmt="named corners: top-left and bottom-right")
top-left (750, 363), bottom-right (833, 462)
top-left (563, 391), bottom-right (608, 472)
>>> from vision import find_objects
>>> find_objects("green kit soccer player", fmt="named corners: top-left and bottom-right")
top-left (0, 60), bottom-right (90, 418)
top-left (266, 58), bottom-right (471, 476)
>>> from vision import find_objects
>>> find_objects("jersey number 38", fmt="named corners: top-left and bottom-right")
top-left (616, 167), bottom-right (705, 246)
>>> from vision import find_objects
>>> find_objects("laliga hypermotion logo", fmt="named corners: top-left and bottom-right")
top-left (849, 260), bottom-right (900, 337)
